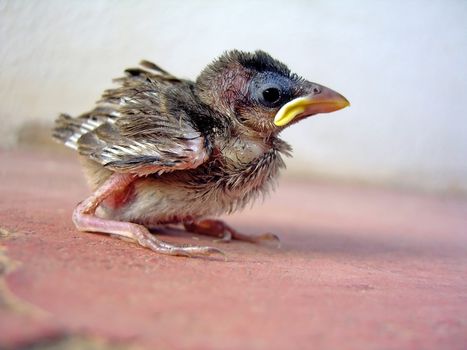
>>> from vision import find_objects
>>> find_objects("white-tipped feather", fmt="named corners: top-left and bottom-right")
top-left (62, 115), bottom-right (111, 151)
top-left (65, 140), bottom-right (78, 150)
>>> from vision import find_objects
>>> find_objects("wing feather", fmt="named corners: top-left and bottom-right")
top-left (53, 60), bottom-right (210, 175)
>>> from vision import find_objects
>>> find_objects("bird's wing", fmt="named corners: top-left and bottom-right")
top-left (53, 61), bottom-right (210, 175)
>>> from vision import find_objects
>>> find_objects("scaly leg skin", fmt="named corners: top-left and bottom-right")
top-left (72, 173), bottom-right (224, 258)
top-left (183, 219), bottom-right (280, 247)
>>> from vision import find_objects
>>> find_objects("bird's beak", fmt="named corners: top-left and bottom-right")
top-left (273, 85), bottom-right (350, 127)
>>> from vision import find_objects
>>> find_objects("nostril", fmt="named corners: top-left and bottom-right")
top-left (312, 87), bottom-right (321, 94)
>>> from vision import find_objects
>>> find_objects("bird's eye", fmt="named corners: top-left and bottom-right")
top-left (262, 88), bottom-right (281, 104)
top-left (250, 74), bottom-right (290, 108)
top-left (258, 86), bottom-right (283, 108)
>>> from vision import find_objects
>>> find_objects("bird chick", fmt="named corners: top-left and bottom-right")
top-left (53, 50), bottom-right (349, 257)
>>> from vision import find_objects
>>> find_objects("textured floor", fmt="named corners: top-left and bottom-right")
top-left (1, 149), bottom-right (466, 350)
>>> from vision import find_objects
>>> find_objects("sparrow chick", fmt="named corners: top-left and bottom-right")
top-left (53, 50), bottom-right (349, 257)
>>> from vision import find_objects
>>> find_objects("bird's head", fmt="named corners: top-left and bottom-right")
top-left (195, 50), bottom-right (349, 135)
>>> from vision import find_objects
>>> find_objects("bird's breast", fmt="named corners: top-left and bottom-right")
top-left (104, 138), bottom-right (289, 225)
top-left (220, 137), bottom-right (268, 165)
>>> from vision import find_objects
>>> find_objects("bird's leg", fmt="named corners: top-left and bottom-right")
top-left (183, 219), bottom-right (280, 246)
top-left (72, 173), bottom-right (224, 258)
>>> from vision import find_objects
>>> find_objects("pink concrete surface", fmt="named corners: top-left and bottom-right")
top-left (0, 149), bottom-right (466, 349)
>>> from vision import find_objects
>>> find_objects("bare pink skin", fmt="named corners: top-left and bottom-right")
top-left (184, 219), bottom-right (279, 244)
top-left (73, 173), bottom-right (223, 257)
top-left (72, 172), bottom-right (277, 257)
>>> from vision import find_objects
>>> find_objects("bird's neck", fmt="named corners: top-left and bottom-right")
top-left (215, 125), bottom-right (291, 166)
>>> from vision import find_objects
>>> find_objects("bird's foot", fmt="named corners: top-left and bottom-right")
top-left (135, 228), bottom-right (225, 258)
top-left (183, 219), bottom-right (280, 247)
top-left (74, 208), bottom-right (224, 258)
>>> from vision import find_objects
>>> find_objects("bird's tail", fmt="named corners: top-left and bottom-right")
top-left (52, 113), bottom-right (85, 150)
top-left (52, 107), bottom-right (117, 151)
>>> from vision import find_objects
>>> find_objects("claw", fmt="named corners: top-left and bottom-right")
top-left (202, 247), bottom-right (226, 261)
top-left (256, 233), bottom-right (281, 248)
top-left (169, 248), bottom-right (193, 258)
top-left (213, 231), bottom-right (233, 243)
top-left (179, 245), bottom-right (226, 259)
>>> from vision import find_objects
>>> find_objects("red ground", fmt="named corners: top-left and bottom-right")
top-left (1, 149), bottom-right (466, 349)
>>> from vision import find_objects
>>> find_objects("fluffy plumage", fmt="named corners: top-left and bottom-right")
top-left (53, 50), bottom-right (349, 257)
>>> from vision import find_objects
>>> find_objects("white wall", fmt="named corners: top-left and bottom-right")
top-left (1, 0), bottom-right (466, 193)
